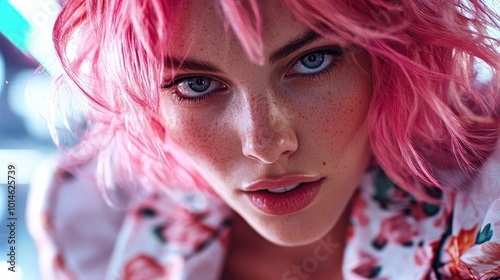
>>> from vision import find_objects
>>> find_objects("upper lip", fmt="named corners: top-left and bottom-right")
top-left (242, 175), bottom-right (322, 192)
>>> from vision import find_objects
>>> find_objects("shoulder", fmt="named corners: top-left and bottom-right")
top-left (437, 138), bottom-right (500, 278)
top-left (27, 154), bottom-right (234, 280)
top-left (27, 156), bottom-right (126, 238)
top-left (344, 138), bottom-right (500, 279)
top-left (344, 168), bottom-right (450, 279)
top-left (27, 156), bottom-right (126, 279)
top-left (102, 185), bottom-right (233, 280)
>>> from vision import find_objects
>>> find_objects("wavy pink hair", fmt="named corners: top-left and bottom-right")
top-left (51, 0), bottom-right (500, 202)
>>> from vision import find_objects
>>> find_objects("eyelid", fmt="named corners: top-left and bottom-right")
top-left (162, 74), bottom-right (207, 89)
top-left (285, 45), bottom-right (344, 77)
top-left (161, 74), bottom-right (227, 89)
top-left (160, 74), bottom-right (228, 106)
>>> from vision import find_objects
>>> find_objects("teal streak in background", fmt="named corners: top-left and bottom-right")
top-left (0, 0), bottom-right (31, 52)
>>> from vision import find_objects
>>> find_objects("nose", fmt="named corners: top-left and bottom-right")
top-left (239, 92), bottom-right (298, 164)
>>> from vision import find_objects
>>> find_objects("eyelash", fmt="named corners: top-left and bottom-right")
top-left (286, 46), bottom-right (345, 79)
top-left (161, 46), bottom-right (345, 105)
top-left (161, 75), bottom-right (223, 106)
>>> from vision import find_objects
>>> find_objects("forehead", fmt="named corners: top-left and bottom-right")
top-left (169, 0), bottom-right (310, 62)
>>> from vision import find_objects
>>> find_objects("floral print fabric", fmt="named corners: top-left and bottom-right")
top-left (346, 146), bottom-right (500, 279)
top-left (28, 147), bottom-right (500, 279)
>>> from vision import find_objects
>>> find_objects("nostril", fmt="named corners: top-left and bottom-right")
top-left (239, 96), bottom-right (298, 163)
top-left (242, 132), bottom-right (298, 164)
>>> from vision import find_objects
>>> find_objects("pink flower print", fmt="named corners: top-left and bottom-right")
top-left (351, 190), bottom-right (370, 227)
top-left (54, 254), bottom-right (77, 280)
top-left (374, 213), bottom-right (419, 247)
top-left (161, 212), bottom-right (221, 253)
top-left (123, 254), bottom-right (169, 280)
top-left (352, 251), bottom-right (389, 279)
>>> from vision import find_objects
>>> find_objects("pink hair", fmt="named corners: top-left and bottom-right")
top-left (51, 0), bottom-right (500, 202)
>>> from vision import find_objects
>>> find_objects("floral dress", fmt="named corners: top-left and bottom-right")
top-left (28, 146), bottom-right (500, 279)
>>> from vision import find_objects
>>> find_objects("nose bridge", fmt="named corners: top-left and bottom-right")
top-left (239, 87), bottom-right (298, 163)
top-left (249, 91), bottom-right (280, 130)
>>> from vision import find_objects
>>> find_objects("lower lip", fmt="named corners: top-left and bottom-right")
top-left (244, 179), bottom-right (324, 215)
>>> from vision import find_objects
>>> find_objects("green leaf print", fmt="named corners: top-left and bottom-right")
top-left (475, 223), bottom-right (493, 244)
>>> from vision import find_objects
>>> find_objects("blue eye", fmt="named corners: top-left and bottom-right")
top-left (292, 51), bottom-right (333, 75)
top-left (287, 47), bottom-right (343, 76)
top-left (300, 53), bottom-right (325, 69)
top-left (175, 76), bottom-right (226, 98)
top-left (187, 77), bottom-right (211, 92)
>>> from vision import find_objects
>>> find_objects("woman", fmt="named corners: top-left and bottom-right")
top-left (28, 0), bottom-right (500, 279)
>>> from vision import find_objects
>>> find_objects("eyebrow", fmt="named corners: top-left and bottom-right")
top-left (164, 57), bottom-right (225, 74)
top-left (269, 30), bottom-right (321, 64)
top-left (164, 30), bottom-right (322, 73)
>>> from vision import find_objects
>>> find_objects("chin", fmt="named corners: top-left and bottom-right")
top-left (246, 211), bottom-right (336, 247)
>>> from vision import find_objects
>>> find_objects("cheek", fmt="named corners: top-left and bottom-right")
top-left (298, 76), bottom-right (372, 165)
top-left (312, 95), bottom-right (367, 142)
top-left (160, 101), bottom-right (238, 181)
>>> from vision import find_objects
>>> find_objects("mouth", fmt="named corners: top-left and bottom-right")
top-left (242, 175), bottom-right (321, 192)
top-left (266, 183), bottom-right (302, 193)
top-left (242, 177), bottom-right (324, 215)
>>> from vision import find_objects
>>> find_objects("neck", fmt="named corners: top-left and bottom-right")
top-left (222, 205), bottom-right (350, 280)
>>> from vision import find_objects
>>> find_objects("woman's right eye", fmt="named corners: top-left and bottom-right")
top-left (163, 76), bottom-right (226, 100)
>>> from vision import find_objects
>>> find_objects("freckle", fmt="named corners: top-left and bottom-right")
top-left (322, 161), bottom-right (326, 166)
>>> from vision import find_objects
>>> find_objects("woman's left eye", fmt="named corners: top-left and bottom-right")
top-left (287, 48), bottom-right (343, 76)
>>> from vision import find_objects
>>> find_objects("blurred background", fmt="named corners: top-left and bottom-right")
top-left (0, 0), bottom-right (60, 279)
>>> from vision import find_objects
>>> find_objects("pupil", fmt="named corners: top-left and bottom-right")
top-left (188, 77), bottom-right (211, 92)
top-left (301, 53), bottom-right (324, 69)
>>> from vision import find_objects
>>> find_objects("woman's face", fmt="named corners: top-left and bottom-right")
top-left (161, 0), bottom-right (373, 246)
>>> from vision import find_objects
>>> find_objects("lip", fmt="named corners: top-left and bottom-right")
top-left (242, 175), bottom-right (321, 192)
top-left (242, 176), bottom-right (324, 215)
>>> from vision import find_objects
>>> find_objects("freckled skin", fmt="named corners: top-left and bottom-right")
top-left (160, 0), bottom-right (373, 247)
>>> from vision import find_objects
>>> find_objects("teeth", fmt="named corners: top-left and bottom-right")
top-left (268, 183), bottom-right (301, 193)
